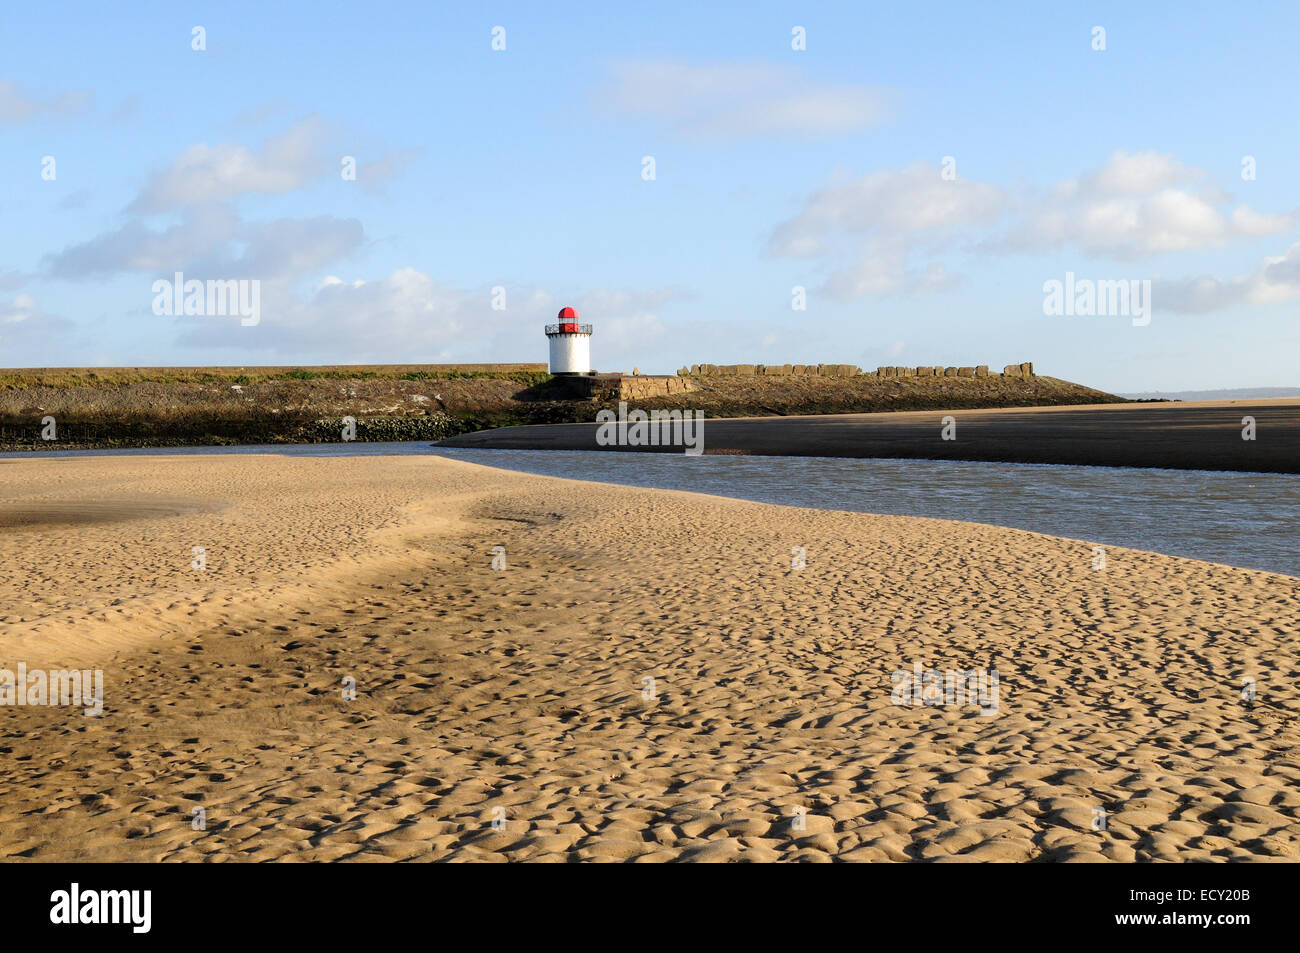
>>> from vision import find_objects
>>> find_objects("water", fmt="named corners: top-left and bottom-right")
top-left (6, 441), bottom-right (1297, 577)
top-left (430, 448), bottom-right (1300, 578)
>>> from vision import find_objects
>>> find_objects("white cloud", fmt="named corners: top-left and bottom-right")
top-left (1082, 150), bottom-right (1195, 195)
top-left (0, 270), bottom-right (30, 291)
top-left (172, 270), bottom-right (684, 365)
top-left (1150, 275), bottom-right (1246, 314)
top-left (1155, 242), bottom-right (1300, 313)
top-left (770, 163), bottom-right (1006, 258)
top-left (43, 116), bottom-right (388, 290)
top-left (236, 216), bottom-right (365, 279)
top-left (1018, 185), bottom-right (1234, 256)
top-left (563, 290), bottom-right (685, 371)
top-left (593, 60), bottom-right (888, 141)
top-left (1, 293), bottom-right (39, 323)
top-left (120, 117), bottom-right (416, 210)
top-left (565, 287), bottom-right (686, 316)
top-left (172, 267), bottom-right (475, 356)
top-left (0, 292), bottom-right (74, 362)
top-left (44, 205), bottom-right (362, 283)
top-left (355, 149), bottom-right (420, 194)
top-left (1230, 205), bottom-right (1295, 237)
top-left (770, 163), bottom-right (1003, 298)
top-left (128, 118), bottom-right (334, 212)
top-left (773, 150), bottom-right (1299, 301)
top-left (45, 205), bottom-right (242, 278)
top-left (1003, 151), bottom-right (1295, 257)
top-left (819, 238), bottom-right (962, 300)
top-left (0, 80), bottom-right (92, 122)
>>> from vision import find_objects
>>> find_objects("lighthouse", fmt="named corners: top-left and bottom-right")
top-left (546, 306), bottom-right (592, 374)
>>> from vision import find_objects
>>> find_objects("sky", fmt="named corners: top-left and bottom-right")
top-left (2, 1), bottom-right (1298, 392)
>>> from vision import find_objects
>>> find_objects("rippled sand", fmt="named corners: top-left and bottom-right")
top-left (1, 453), bottom-right (1297, 862)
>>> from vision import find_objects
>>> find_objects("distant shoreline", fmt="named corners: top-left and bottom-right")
top-left (1120, 387), bottom-right (1300, 402)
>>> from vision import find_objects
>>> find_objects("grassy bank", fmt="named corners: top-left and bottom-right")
top-left (0, 364), bottom-right (1126, 450)
top-left (0, 364), bottom-right (551, 390)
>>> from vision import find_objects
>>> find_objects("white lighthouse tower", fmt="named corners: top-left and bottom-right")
top-left (546, 306), bottom-right (592, 374)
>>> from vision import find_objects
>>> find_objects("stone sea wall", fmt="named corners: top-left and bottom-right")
top-left (619, 376), bottom-right (699, 400)
top-left (559, 374), bottom-right (701, 401)
top-left (677, 362), bottom-right (1035, 379)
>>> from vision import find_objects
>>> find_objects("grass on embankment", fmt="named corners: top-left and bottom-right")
top-left (0, 364), bottom-right (1127, 450)
top-left (0, 365), bottom-right (551, 391)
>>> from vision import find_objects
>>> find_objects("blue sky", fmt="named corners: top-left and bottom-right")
top-left (2, 1), bottom-right (1298, 392)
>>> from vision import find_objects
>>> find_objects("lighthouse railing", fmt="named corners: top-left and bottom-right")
top-left (545, 324), bottom-right (593, 335)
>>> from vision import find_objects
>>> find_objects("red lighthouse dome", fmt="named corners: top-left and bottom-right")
top-left (557, 306), bottom-right (580, 333)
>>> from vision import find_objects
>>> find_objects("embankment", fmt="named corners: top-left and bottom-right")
top-left (0, 363), bottom-right (1123, 451)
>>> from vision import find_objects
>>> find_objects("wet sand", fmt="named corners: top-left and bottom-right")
top-left (1, 453), bottom-right (1298, 862)
top-left (439, 399), bottom-right (1300, 473)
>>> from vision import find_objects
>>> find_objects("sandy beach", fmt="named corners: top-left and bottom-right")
top-left (2, 452), bottom-right (1298, 862)
top-left (440, 398), bottom-right (1300, 473)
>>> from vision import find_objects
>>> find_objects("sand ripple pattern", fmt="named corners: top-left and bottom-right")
top-left (1, 454), bottom-right (1297, 862)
